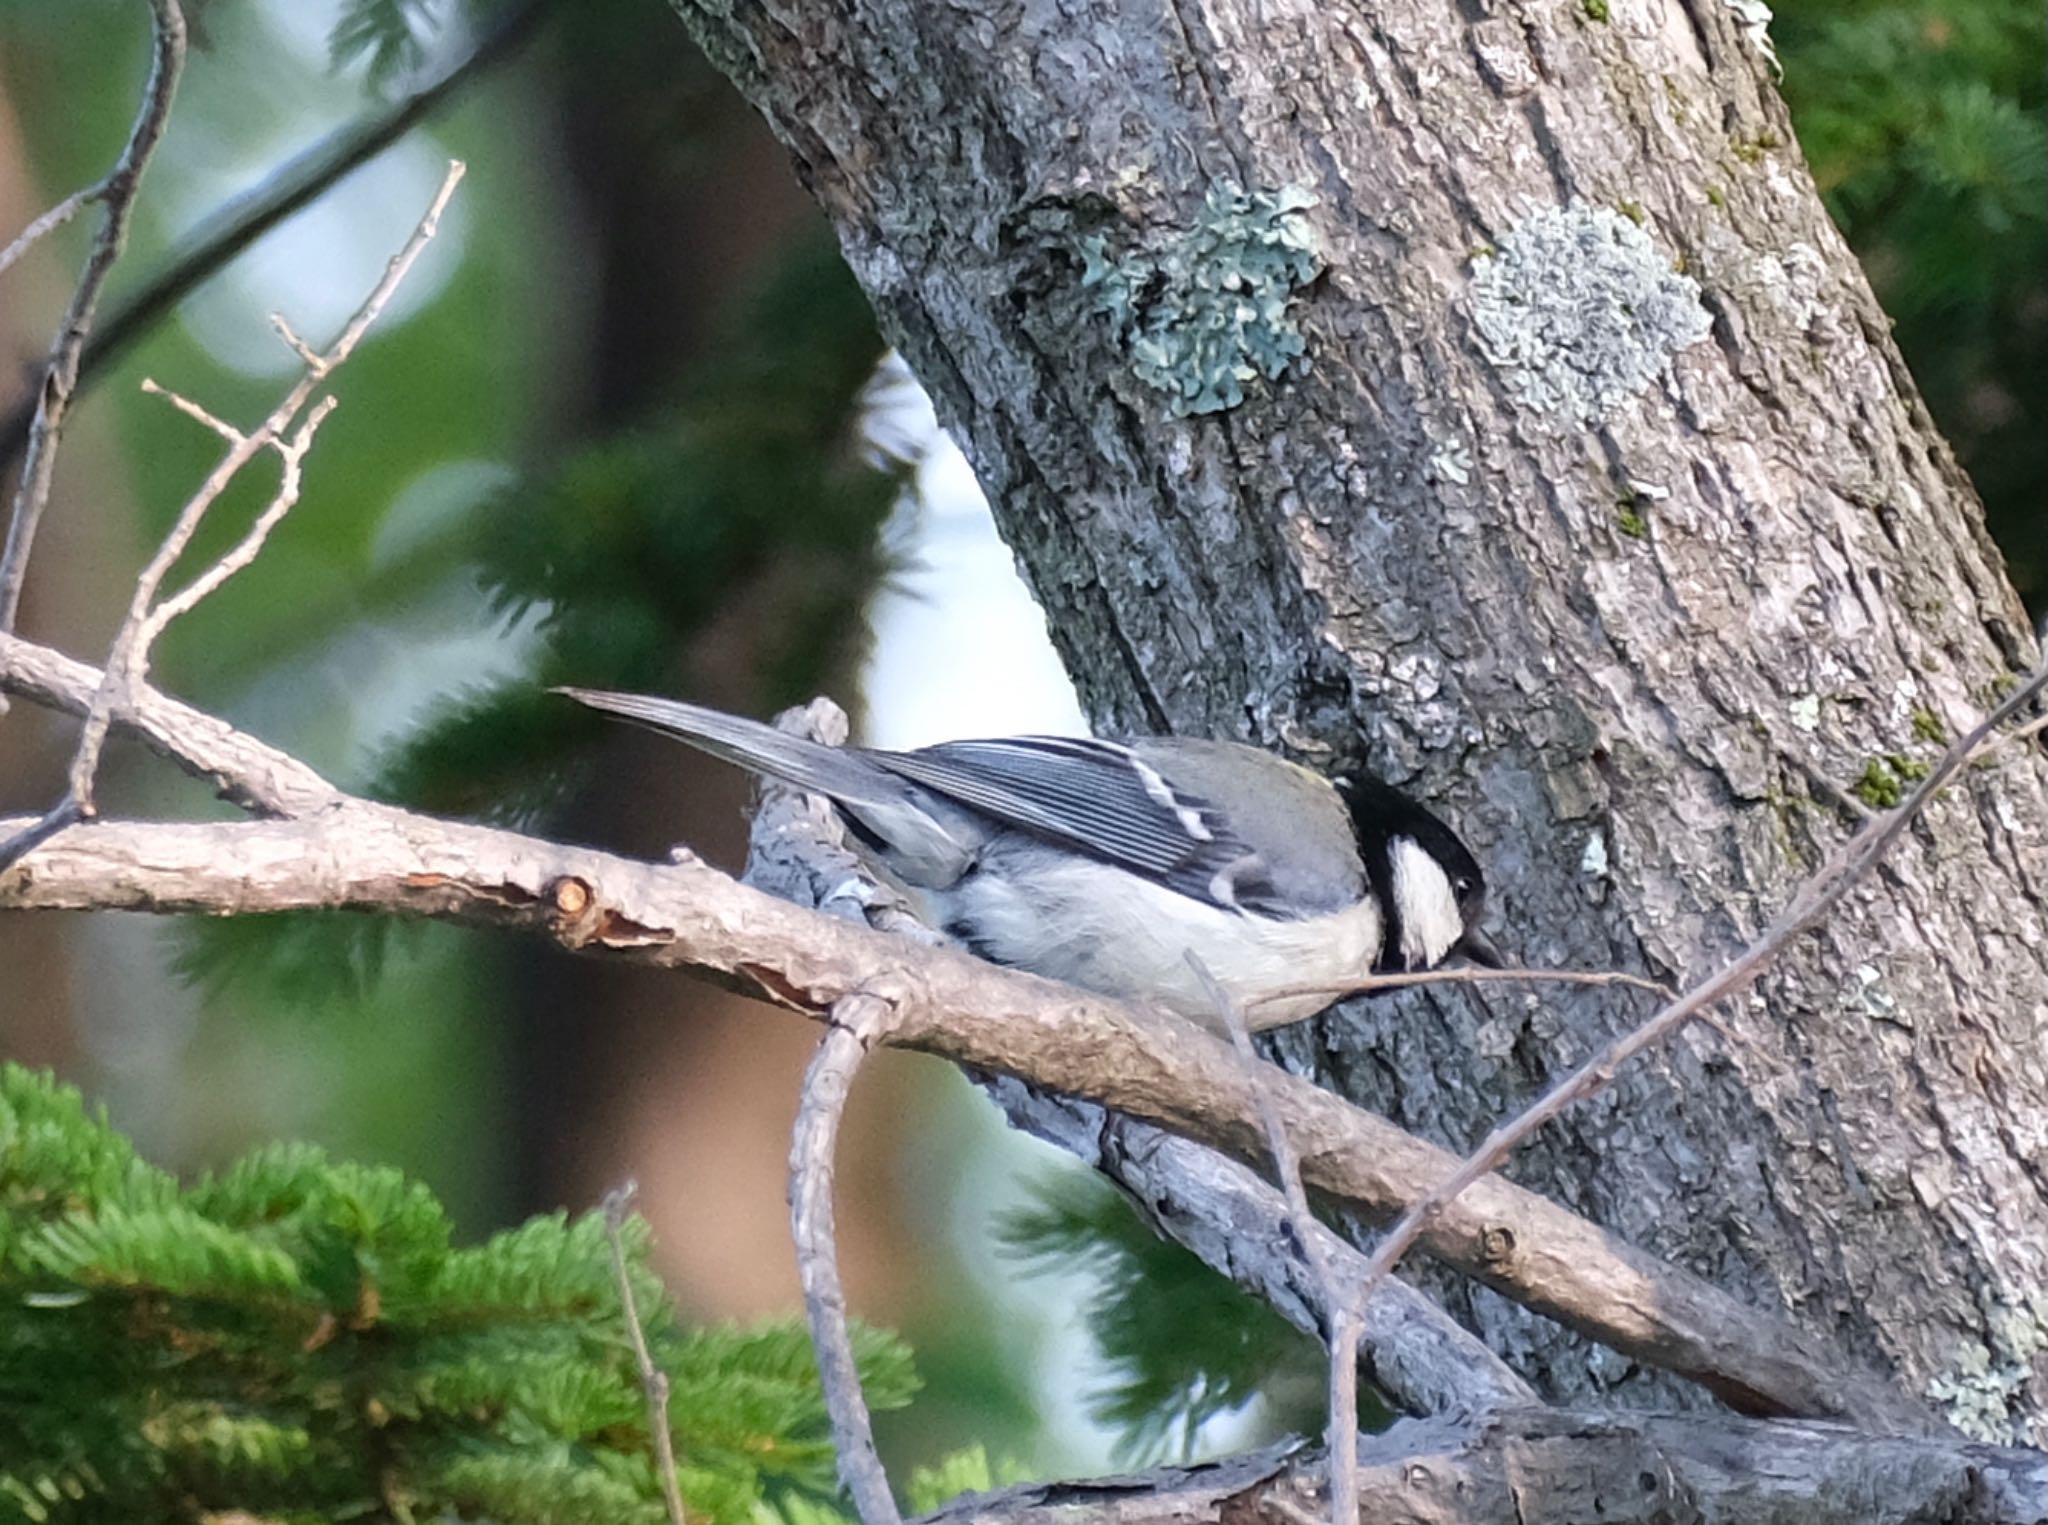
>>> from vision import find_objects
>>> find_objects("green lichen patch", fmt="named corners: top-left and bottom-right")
top-left (1467, 203), bottom-right (1711, 426)
top-left (1731, 130), bottom-right (1784, 165)
top-left (1852, 758), bottom-right (1904, 808)
top-left (1911, 708), bottom-right (1947, 744)
top-left (1852, 754), bottom-right (1930, 807)
top-left (1582, 0), bottom-right (1610, 20)
top-left (1081, 182), bottom-right (1324, 417)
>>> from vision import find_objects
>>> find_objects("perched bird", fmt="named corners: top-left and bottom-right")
top-left (558, 688), bottom-right (1499, 1030)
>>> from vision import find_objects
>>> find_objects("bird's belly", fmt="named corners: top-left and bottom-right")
top-left (930, 862), bottom-right (1381, 1032)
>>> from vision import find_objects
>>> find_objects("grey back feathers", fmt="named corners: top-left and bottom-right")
top-left (557, 687), bottom-right (1487, 1028)
top-left (558, 687), bottom-right (1356, 919)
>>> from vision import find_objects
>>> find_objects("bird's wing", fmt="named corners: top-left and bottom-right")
top-left (871, 736), bottom-right (1282, 912)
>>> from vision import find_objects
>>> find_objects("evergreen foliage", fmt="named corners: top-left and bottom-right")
top-left (1777, 0), bottom-right (2047, 599)
top-left (329, 0), bottom-right (477, 88)
top-left (902, 1443), bottom-right (1028, 1514)
top-left (999, 1176), bottom-right (1324, 1462)
top-left (0, 1067), bottom-right (917, 1524)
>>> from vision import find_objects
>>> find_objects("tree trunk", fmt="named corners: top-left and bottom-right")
top-left (664, 0), bottom-right (2048, 1437)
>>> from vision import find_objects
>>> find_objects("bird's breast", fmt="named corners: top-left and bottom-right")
top-left (926, 855), bottom-right (1382, 1033)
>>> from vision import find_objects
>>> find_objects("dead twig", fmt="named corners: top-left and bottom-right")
top-left (1187, 952), bottom-right (1357, 1525)
top-left (0, 160), bottom-right (465, 873)
top-left (1349, 658), bottom-right (2048, 1318)
top-left (0, 0), bottom-right (186, 633)
top-left (0, 188), bottom-right (93, 281)
top-left (0, 0), bottom-right (553, 478)
top-left (0, 640), bottom-right (1947, 1433)
top-left (791, 992), bottom-right (903, 1525)
top-left (1243, 964), bottom-right (1675, 1015)
top-left (601, 1183), bottom-right (689, 1525)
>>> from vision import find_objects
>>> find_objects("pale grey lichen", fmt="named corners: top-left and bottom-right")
top-left (1926, 1290), bottom-right (2048, 1444)
top-left (1082, 183), bottom-right (1323, 416)
top-left (1468, 203), bottom-right (1712, 426)
top-left (1725, 0), bottom-right (1782, 76)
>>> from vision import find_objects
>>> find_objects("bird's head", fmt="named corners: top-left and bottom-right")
top-left (1335, 774), bottom-right (1500, 973)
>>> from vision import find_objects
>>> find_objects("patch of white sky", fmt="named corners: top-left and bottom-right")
top-left (862, 356), bottom-right (1271, 1471)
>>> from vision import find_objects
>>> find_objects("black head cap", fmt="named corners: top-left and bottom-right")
top-left (1333, 774), bottom-right (1494, 972)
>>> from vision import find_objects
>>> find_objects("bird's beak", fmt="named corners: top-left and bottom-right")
top-left (1453, 924), bottom-right (1506, 968)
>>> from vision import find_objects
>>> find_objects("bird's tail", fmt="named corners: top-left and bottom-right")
top-left (553, 688), bottom-right (908, 809)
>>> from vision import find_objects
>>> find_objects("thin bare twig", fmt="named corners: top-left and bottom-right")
top-left (1187, 953), bottom-right (1357, 1525)
top-left (602, 1183), bottom-right (689, 1525)
top-left (1243, 964), bottom-right (1675, 1015)
top-left (0, 188), bottom-right (93, 281)
top-left (0, 0), bottom-right (187, 633)
top-left (1349, 659), bottom-right (2048, 1317)
top-left (0, 0), bottom-right (553, 477)
top-left (0, 160), bottom-right (465, 873)
top-left (791, 992), bottom-right (903, 1525)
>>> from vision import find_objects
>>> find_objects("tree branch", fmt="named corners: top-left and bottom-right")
top-left (0, 188), bottom-right (92, 281)
top-left (602, 1182), bottom-right (690, 1525)
top-left (1348, 657), bottom-right (2048, 1316)
top-left (0, 630), bottom-right (338, 815)
top-left (918, 1410), bottom-right (2048, 1525)
top-left (0, 161), bottom-right (465, 872)
top-left (739, 699), bottom-right (1535, 1422)
top-left (0, 636), bottom-right (1935, 1437)
top-left (0, 0), bottom-right (186, 633)
top-left (792, 993), bottom-right (904, 1525)
top-left (1188, 953), bottom-right (1357, 1525)
top-left (0, 0), bottom-right (554, 478)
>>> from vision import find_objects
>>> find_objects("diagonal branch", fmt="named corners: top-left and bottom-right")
top-left (0, 0), bottom-right (554, 477)
top-left (743, 701), bottom-right (1535, 1423)
top-left (602, 1183), bottom-right (690, 1525)
top-left (0, 0), bottom-right (187, 633)
top-left (1193, 954), bottom-right (1362, 1525)
top-left (1347, 657), bottom-right (2048, 1319)
top-left (0, 630), bottom-right (337, 815)
top-left (0, 188), bottom-right (93, 282)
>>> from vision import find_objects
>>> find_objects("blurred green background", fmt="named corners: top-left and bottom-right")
top-left (0, 0), bottom-right (2040, 1490)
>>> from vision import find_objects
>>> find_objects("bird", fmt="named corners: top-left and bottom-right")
top-left (557, 687), bottom-right (1499, 1030)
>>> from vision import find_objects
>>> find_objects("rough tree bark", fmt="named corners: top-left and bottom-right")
top-left (663, 0), bottom-right (2048, 1433)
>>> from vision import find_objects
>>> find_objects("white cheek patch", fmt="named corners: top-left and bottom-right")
top-left (1390, 837), bottom-right (1464, 968)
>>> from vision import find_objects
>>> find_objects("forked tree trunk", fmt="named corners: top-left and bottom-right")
top-left (666, 0), bottom-right (2048, 1434)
